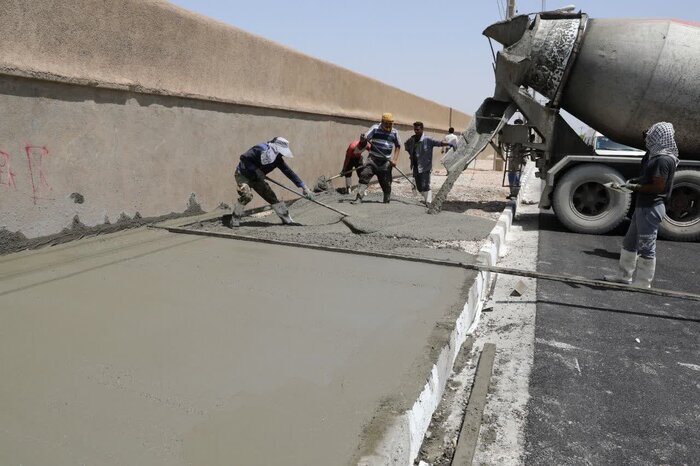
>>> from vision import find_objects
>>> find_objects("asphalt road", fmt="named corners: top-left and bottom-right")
top-left (525, 212), bottom-right (700, 465)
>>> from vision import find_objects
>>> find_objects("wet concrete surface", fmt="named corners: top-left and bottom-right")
top-left (0, 222), bottom-right (480, 465)
top-left (191, 191), bottom-right (496, 263)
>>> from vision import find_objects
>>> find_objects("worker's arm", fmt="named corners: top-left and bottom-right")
top-left (390, 145), bottom-right (400, 166)
top-left (627, 176), bottom-right (666, 194)
top-left (626, 156), bottom-right (674, 194)
top-left (277, 158), bottom-right (312, 198)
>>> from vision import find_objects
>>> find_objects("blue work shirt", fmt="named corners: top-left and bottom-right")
top-left (404, 134), bottom-right (443, 174)
top-left (365, 124), bottom-right (401, 161)
top-left (236, 143), bottom-right (304, 188)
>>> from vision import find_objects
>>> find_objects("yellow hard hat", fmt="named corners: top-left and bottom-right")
top-left (381, 112), bottom-right (394, 123)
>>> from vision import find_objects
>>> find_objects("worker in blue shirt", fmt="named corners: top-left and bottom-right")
top-left (352, 113), bottom-right (401, 204)
top-left (404, 121), bottom-right (452, 206)
top-left (230, 137), bottom-right (312, 227)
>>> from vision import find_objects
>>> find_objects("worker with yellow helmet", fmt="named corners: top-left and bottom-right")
top-left (352, 113), bottom-right (402, 204)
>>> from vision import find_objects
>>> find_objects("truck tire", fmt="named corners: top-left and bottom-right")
top-left (553, 164), bottom-right (631, 234)
top-left (658, 169), bottom-right (700, 241)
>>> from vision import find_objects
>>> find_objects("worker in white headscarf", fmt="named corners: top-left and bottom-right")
top-left (604, 122), bottom-right (679, 288)
top-left (229, 137), bottom-right (313, 227)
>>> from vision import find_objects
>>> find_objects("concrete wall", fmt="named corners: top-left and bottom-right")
top-left (0, 0), bottom-right (471, 253)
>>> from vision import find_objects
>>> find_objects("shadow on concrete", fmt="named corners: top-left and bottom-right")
top-left (441, 200), bottom-right (506, 214)
top-left (582, 248), bottom-right (619, 259)
top-left (516, 211), bottom-right (630, 237)
top-left (539, 299), bottom-right (700, 324)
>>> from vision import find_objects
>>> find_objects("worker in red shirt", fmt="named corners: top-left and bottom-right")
top-left (339, 134), bottom-right (370, 194)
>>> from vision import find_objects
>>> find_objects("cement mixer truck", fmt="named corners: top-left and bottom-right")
top-left (432, 11), bottom-right (700, 241)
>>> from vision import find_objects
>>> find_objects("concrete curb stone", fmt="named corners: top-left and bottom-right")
top-left (359, 161), bottom-right (537, 465)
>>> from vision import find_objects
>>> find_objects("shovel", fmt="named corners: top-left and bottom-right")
top-left (314, 165), bottom-right (363, 192)
top-left (393, 165), bottom-right (417, 192)
top-left (266, 176), bottom-right (350, 217)
top-left (266, 176), bottom-right (378, 234)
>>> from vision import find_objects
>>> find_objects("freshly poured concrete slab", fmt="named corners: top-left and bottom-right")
top-left (192, 191), bottom-right (496, 263)
top-left (0, 228), bottom-right (474, 466)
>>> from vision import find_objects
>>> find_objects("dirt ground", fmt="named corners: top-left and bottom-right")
top-left (371, 157), bottom-right (510, 221)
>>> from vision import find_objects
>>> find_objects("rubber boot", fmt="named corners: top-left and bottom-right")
top-left (633, 256), bottom-right (656, 289)
top-left (229, 202), bottom-right (245, 228)
top-left (272, 202), bottom-right (299, 226)
top-left (352, 184), bottom-right (368, 204)
top-left (383, 191), bottom-right (391, 204)
top-left (603, 248), bottom-right (637, 284)
top-left (345, 177), bottom-right (352, 194)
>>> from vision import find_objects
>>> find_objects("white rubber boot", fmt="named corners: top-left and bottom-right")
top-left (272, 202), bottom-right (298, 225)
top-left (421, 189), bottom-right (433, 207)
top-left (633, 257), bottom-right (656, 289)
top-left (229, 202), bottom-right (245, 228)
top-left (603, 248), bottom-right (637, 284)
top-left (351, 184), bottom-right (368, 204)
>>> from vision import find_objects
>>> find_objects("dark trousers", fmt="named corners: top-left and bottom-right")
top-left (413, 170), bottom-right (431, 192)
top-left (235, 171), bottom-right (279, 205)
top-left (358, 156), bottom-right (393, 194)
top-left (342, 157), bottom-right (363, 179)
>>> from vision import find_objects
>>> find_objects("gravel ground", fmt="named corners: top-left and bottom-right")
top-left (373, 158), bottom-right (510, 221)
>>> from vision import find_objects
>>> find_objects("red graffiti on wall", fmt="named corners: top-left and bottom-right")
top-left (0, 150), bottom-right (17, 189)
top-left (25, 144), bottom-right (52, 203)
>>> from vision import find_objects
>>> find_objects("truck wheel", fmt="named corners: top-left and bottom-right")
top-left (553, 164), bottom-right (631, 234)
top-left (659, 170), bottom-right (700, 241)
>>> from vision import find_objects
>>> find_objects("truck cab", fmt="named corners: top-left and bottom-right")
top-left (584, 131), bottom-right (645, 157)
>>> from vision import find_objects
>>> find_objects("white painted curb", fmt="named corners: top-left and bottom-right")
top-left (359, 161), bottom-right (537, 466)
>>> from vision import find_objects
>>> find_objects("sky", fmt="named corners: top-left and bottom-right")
top-left (168, 1), bottom-right (699, 130)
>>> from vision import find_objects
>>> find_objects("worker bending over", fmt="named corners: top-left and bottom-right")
top-left (604, 122), bottom-right (679, 288)
top-left (352, 113), bottom-right (401, 204)
top-left (404, 121), bottom-right (451, 206)
top-left (339, 134), bottom-right (371, 194)
top-left (230, 137), bottom-right (312, 227)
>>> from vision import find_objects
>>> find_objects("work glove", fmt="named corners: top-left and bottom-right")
top-left (302, 185), bottom-right (314, 200)
top-left (624, 182), bottom-right (642, 192)
top-left (254, 168), bottom-right (266, 182)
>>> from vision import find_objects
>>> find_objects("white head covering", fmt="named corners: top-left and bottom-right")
top-left (645, 122), bottom-right (679, 166)
top-left (260, 137), bottom-right (293, 165)
top-left (269, 137), bottom-right (293, 158)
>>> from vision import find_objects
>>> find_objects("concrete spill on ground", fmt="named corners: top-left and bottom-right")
top-left (192, 191), bottom-right (496, 263)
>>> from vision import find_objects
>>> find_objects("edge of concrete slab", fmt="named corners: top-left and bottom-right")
top-left (357, 163), bottom-right (537, 465)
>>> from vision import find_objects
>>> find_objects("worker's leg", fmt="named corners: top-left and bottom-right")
top-left (604, 209), bottom-right (639, 282)
top-left (230, 173), bottom-right (255, 227)
top-left (415, 171), bottom-right (431, 204)
top-left (353, 163), bottom-right (375, 204)
top-left (350, 158), bottom-right (363, 194)
top-left (633, 204), bottom-right (665, 288)
top-left (248, 178), bottom-right (297, 225)
top-left (506, 157), bottom-right (522, 199)
top-left (376, 161), bottom-right (392, 203)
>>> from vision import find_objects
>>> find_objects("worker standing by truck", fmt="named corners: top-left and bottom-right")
top-left (352, 113), bottom-right (401, 204)
top-left (404, 121), bottom-right (452, 206)
top-left (229, 137), bottom-right (313, 227)
top-left (604, 122), bottom-right (679, 288)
